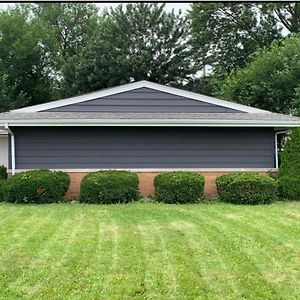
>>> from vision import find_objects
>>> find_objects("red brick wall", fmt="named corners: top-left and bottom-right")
top-left (64, 171), bottom-right (277, 199)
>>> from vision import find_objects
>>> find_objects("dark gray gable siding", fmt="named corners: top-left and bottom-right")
top-left (45, 88), bottom-right (243, 113)
top-left (13, 127), bottom-right (275, 169)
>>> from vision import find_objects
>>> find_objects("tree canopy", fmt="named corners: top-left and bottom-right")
top-left (189, 3), bottom-right (280, 75)
top-left (0, 2), bottom-right (299, 113)
top-left (218, 35), bottom-right (300, 114)
top-left (0, 8), bottom-right (54, 111)
top-left (61, 3), bottom-right (194, 96)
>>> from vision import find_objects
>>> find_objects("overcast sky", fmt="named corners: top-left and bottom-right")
top-left (0, 2), bottom-right (192, 13)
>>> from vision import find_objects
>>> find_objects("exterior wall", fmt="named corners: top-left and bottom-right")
top-left (13, 127), bottom-right (275, 169)
top-left (0, 135), bottom-right (9, 167)
top-left (45, 88), bottom-right (242, 113)
top-left (64, 171), bottom-right (277, 199)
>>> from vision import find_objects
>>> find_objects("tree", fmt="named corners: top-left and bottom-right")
top-left (27, 3), bottom-right (99, 63)
top-left (218, 35), bottom-right (300, 114)
top-left (189, 3), bottom-right (280, 77)
top-left (62, 3), bottom-right (196, 97)
top-left (0, 9), bottom-right (54, 111)
top-left (261, 3), bottom-right (300, 33)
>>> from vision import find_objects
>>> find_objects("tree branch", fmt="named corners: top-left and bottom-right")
top-left (219, 8), bottom-right (262, 43)
top-left (274, 9), bottom-right (292, 32)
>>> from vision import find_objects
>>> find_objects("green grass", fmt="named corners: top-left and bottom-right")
top-left (0, 201), bottom-right (299, 299)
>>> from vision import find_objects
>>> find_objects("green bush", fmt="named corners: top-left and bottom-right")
top-left (0, 165), bottom-right (7, 179)
top-left (79, 170), bottom-right (139, 204)
top-left (279, 128), bottom-right (300, 178)
top-left (0, 179), bottom-right (6, 201)
top-left (278, 129), bottom-right (300, 200)
top-left (216, 172), bottom-right (277, 205)
top-left (278, 176), bottom-right (300, 200)
top-left (55, 171), bottom-right (71, 194)
top-left (154, 171), bottom-right (205, 204)
top-left (5, 169), bottom-right (70, 204)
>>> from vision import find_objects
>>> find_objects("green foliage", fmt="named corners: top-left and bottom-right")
top-left (0, 8), bottom-right (55, 111)
top-left (55, 171), bottom-right (71, 194)
top-left (0, 3), bottom-right (299, 109)
top-left (218, 35), bottom-right (300, 114)
top-left (279, 128), bottom-right (300, 177)
top-left (278, 129), bottom-right (300, 200)
top-left (28, 3), bottom-right (99, 63)
top-left (216, 172), bottom-right (278, 205)
top-left (189, 3), bottom-right (280, 76)
top-left (62, 3), bottom-right (195, 96)
top-left (154, 172), bottom-right (205, 204)
top-left (261, 3), bottom-right (300, 33)
top-left (0, 165), bottom-right (7, 179)
top-left (5, 170), bottom-right (70, 204)
top-left (79, 171), bottom-right (139, 204)
top-left (0, 179), bottom-right (6, 201)
top-left (278, 176), bottom-right (300, 200)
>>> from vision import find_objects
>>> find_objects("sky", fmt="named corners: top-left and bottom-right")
top-left (0, 2), bottom-right (192, 13)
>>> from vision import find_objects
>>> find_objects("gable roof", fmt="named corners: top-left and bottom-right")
top-left (1, 80), bottom-right (300, 128)
top-left (12, 80), bottom-right (270, 114)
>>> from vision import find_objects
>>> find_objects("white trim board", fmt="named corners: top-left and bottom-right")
top-left (3, 119), bottom-right (300, 127)
top-left (12, 80), bottom-right (270, 114)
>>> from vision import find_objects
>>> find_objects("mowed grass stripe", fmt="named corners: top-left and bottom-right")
top-left (0, 208), bottom-right (59, 297)
top-left (172, 207), bottom-right (284, 299)
top-left (182, 205), bottom-right (300, 298)
top-left (0, 202), bottom-right (299, 299)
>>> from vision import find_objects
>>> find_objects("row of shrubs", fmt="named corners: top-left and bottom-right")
top-left (0, 167), bottom-right (297, 205)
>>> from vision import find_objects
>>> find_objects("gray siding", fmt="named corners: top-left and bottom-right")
top-left (13, 127), bottom-right (275, 169)
top-left (45, 88), bottom-right (242, 113)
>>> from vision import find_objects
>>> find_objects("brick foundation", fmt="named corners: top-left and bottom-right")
top-left (64, 170), bottom-right (277, 199)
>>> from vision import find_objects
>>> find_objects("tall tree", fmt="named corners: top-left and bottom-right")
top-left (27, 3), bottom-right (99, 63)
top-left (218, 35), bottom-right (300, 114)
top-left (62, 3), bottom-right (195, 97)
top-left (0, 8), bottom-right (54, 111)
top-left (189, 3), bottom-right (281, 76)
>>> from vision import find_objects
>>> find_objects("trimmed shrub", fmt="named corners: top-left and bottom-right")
top-left (216, 172), bottom-right (277, 205)
top-left (5, 169), bottom-right (70, 204)
top-left (0, 165), bottom-right (7, 179)
top-left (279, 128), bottom-right (300, 178)
top-left (55, 171), bottom-right (71, 194)
top-left (79, 170), bottom-right (139, 204)
top-left (154, 171), bottom-right (205, 204)
top-left (0, 179), bottom-right (6, 201)
top-left (278, 176), bottom-right (300, 200)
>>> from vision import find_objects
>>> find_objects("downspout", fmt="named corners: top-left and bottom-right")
top-left (274, 130), bottom-right (290, 169)
top-left (4, 123), bottom-right (15, 175)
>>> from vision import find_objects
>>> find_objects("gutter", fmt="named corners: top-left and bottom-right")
top-left (4, 123), bottom-right (15, 175)
top-left (275, 130), bottom-right (290, 169)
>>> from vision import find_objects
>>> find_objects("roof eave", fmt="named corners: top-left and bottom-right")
top-left (2, 119), bottom-right (300, 127)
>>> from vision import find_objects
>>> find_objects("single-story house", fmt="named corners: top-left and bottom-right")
top-left (0, 80), bottom-right (300, 198)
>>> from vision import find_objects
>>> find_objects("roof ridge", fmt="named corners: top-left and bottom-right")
top-left (11, 80), bottom-right (271, 114)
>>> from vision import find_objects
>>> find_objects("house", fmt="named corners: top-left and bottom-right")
top-left (0, 80), bottom-right (300, 198)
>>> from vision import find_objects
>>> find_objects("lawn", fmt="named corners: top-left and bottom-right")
top-left (0, 202), bottom-right (299, 299)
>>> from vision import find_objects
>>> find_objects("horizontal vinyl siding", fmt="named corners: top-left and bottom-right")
top-left (46, 88), bottom-right (242, 113)
top-left (13, 127), bottom-right (275, 169)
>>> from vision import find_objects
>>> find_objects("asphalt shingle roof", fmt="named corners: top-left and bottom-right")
top-left (0, 112), bottom-right (299, 121)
